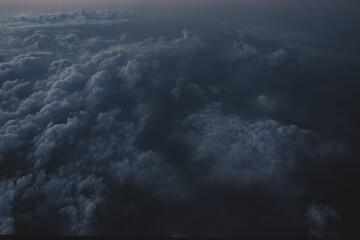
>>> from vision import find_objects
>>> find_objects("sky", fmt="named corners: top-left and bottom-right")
top-left (0, 0), bottom-right (359, 238)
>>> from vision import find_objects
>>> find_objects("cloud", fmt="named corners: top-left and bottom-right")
top-left (266, 48), bottom-right (288, 66)
top-left (181, 102), bottom-right (315, 186)
top-left (0, 217), bottom-right (14, 235)
top-left (0, 133), bottom-right (19, 164)
top-left (182, 30), bottom-right (192, 40)
top-left (255, 95), bottom-right (278, 112)
top-left (5, 9), bottom-right (135, 25)
top-left (231, 38), bottom-right (290, 66)
top-left (232, 40), bottom-right (259, 59)
top-left (118, 60), bottom-right (143, 87)
top-left (0, 11), bottom-right (204, 234)
top-left (0, 52), bottom-right (51, 80)
top-left (306, 204), bottom-right (341, 239)
top-left (0, 179), bottom-right (16, 234)
top-left (0, 8), bottom-right (353, 237)
top-left (169, 78), bottom-right (204, 100)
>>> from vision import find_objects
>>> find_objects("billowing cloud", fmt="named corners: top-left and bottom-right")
top-left (0, 8), bottom-right (355, 238)
top-left (181, 102), bottom-right (315, 186)
top-left (0, 10), bottom-right (204, 234)
top-left (266, 48), bottom-right (288, 66)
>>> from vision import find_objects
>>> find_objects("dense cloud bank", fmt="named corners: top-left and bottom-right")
top-left (0, 10), bottom-right (359, 238)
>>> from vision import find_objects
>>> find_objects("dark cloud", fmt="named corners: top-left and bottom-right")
top-left (181, 102), bottom-right (315, 187)
top-left (0, 52), bottom-right (51, 80)
top-left (0, 7), bottom-right (358, 238)
top-left (0, 11), bottom-right (203, 234)
top-left (255, 95), bottom-right (278, 112)
top-left (306, 204), bottom-right (341, 239)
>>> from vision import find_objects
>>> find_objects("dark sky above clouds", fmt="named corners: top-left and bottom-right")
top-left (0, 0), bottom-right (359, 238)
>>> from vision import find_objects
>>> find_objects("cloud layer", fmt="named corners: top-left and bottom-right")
top-left (5, 9), bottom-right (135, 25)
top-left (0, 9), bottom-right (358, 238)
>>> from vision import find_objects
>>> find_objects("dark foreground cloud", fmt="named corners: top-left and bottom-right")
top-left (306, 204), bottom-right (341, 239)
top-left (0, 9), bottom-right (359, 238)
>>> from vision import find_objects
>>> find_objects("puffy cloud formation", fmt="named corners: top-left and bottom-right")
top-left (182, 102), bottom-right (314, 186)
top-left (232, 40), bottom-right (259, 59)
top-left (231, 40), bottom-right (289, 66)
top-left (306, 204), bottom-right (341, 239)
top-left (0, 10), bottom-right (203, 235)
top-left (0, 9), bottom-right (354, 237)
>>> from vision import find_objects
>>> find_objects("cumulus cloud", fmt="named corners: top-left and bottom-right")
top-left (0, 52), bottom-right (51, 80)
top-left (0, 10), bottom-right (204, 234)
top-left (231, 39), bottom-right (290, 66)
top-left (0, 8), bottom-right (352, 237)
top-left (181, 102), bottom-right (315, 186)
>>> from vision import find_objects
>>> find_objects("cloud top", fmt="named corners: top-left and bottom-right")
top-left (5, 9), bottom-right (135, 25)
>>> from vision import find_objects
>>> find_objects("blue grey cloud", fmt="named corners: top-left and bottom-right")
top-left (0, 7), bottom-right (357, 237)
top-left (0, 11), bottom-right (204, 234)
top-left (5, 9), bottom-right (135, 25)
top-left (306, 204), bottom-right (341, 239)
top-left (181, 102), bottom-right (315, 186)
